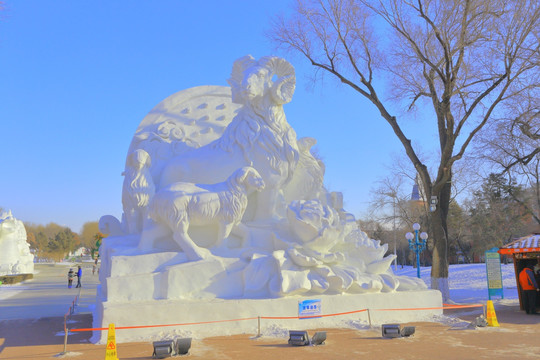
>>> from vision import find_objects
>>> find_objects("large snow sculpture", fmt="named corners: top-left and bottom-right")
top-left (159, 56), bottom-right (299, 221)
top-left (97, 55), bottom-right (426, 303)
top-left (139, 166), bottom-right (265, 260)
top-left (0, 210), bottom-right (34, 276)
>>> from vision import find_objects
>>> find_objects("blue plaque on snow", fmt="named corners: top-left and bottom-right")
top-left (298, 299), bottom-right (322, 318)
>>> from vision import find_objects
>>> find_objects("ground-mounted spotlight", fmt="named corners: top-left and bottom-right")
top-left (311, 331), bottom-right (326, 345)
top-left (382, 324), bottom-right (416, 338)
top-left (175, 337), bottom-right (192, 355)
top-left (152, 339), bottom-right (176, 358)
top-left (400, 326), bottom-right (415, 337)
top-left (381, 324), bottom-right (401, 338)
top-left (288, 330), bottom-right (310, 346)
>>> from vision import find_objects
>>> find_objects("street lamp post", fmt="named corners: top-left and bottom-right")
top-left (406, 223), bottom-right (428, 279)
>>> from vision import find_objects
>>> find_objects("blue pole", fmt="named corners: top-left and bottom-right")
top-left (415, 229), bottom-right (421, 278)
top-left (408, 228), bottom-right (426, 279)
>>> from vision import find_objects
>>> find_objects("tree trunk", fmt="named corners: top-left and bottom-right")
top-left (430, 178), bottom-right (452, 302)
top-left (430, 212), bottom-right (449, 301)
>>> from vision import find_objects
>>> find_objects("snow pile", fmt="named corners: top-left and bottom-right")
top-left (0, 210), bottom-right (34, 276)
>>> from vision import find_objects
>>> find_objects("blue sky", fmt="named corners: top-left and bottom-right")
top-left (0, 1), bottom-right (433, 233)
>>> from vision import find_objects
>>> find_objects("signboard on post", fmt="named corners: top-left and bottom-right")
top-left (485, 247), bottom-right (504, 300)
top-left (298, 299), bottom-right (321, 319)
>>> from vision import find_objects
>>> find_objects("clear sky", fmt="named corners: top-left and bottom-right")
top-left (0, 1), bottom-right (433, 233)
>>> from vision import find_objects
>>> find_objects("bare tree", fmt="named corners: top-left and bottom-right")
top-left (270, 0), bottom-right (540, 299)
top-left (477, 99), bottom-right (540, 226)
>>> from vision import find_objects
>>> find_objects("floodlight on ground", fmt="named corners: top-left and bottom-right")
top-left (152, 339), bottom-right (176, 358)
top-left (288, 330), bottom-right (310, 346)
top-left (401, 326), bottom-right (416, 337)
top-left (381, 324), bottom-right (401, 338)
top-left (311, 331), bottom-right (326, 345)
top-left (175, 337), bottom-right (192, 355)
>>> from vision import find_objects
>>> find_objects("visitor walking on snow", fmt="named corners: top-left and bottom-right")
top-left (519, 264), bottom-right (539, 315)
top-left (75, 265), bottom-right (82, 288)
top-left (67, 268), bottom-right (74, 288)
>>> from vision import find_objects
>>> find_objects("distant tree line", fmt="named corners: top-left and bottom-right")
top-left (23, 221), bottom-right (104, 261)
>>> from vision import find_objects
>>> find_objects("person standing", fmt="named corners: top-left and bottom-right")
top-left (75, 265), bottom-right (82, 288)
top-left (67, 268), bottom-right (74, 288)
top-left (519, 264), bottom-right (540, 314)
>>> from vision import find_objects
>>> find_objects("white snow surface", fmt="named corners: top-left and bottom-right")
top-left (394, 263), bottom-right (518, 303)
top-left (1, 263), bottom-right (517, 307)
top-left (254, 263), bottom-right (519, 339)
top-left (1, 262), bottom-right (520, 341)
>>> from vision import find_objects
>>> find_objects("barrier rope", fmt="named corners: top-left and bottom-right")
top-left (61, 290), bottom-right (82, 354)
top-left (442, 303), bottom-right (484, 309)
top-left (68, 303), bottom-right (483, 333)
top-left (70, 317), bottom-right (260, 332)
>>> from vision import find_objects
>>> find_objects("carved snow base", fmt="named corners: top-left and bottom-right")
top-left (91, 289), bottom-right (442, 344)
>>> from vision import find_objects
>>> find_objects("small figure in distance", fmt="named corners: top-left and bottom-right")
top-left (75, 265), bottom-right (82, 288)
top-left (67, 268), bottom-right (74, 288)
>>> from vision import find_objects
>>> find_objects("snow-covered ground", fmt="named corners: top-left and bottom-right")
top-left (0, 261), bottom-right (76, 301)
top-left (394, 263), bottom-right (518, 304)
top-left (1, 263), bottom-right (518, 304)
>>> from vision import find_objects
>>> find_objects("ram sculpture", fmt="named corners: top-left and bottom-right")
top-left (158, 55), bottom-right (299, 221)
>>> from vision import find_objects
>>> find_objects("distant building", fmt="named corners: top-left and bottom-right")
top-left (70, 247), bottom-right (89, 257)
top-left (410, 174), bottom-right (426, 205)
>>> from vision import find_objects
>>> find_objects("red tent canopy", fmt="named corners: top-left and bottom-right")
top-left (498, 234), bottom-right (540, 255)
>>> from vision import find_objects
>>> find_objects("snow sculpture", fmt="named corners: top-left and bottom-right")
top-left (122, 149), bottom-right (155, 234)
top-left (139, 166), bottom-right (265, 260)
top-left (98, 55), bottom-right (426, 303)
top-left (159, 56), bottom-right (299, 220)
top-left (0, 210), bottom-right (34, 276)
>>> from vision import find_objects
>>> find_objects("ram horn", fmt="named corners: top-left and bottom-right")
top-left (227, 55), bottom-right (257, 104)
top-left (259, 56), bottom-right (296, 105)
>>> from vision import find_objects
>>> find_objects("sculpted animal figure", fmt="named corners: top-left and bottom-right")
top-left (139, 167), bottom-right (265, 261)
top-left (283, 137), bottom-right (325, 203)
top-left (159, 55), bottom-right (299, 221)
top-left (121, 149), bottom-right (155, 234)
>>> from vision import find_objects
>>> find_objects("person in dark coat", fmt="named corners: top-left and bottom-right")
top-left (519, 264), bottom-right (540, 314)
top-left (67, 268), bottom-right (74, 288)
top-left (75, 265), bottom-right (82, 288)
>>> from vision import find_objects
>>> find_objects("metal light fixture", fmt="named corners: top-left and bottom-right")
top-left (152, 339), bottom-right (175, 358)
top-left (311, 331), bottom-right (326, 345)
top-left (288, 330), bottom-right (310, 346)
top-left (401, 326), bottom-right (416, 337)
top-left (175, 338), bottom-right (192, 356)
top-left (382, 324), bottom-right (416, 338)
top-left (430, 196), bottom-right (438, 212)
top-left (406, 223), bottom-right (428, 278)
top-left (152, 338), bottom-right (191, 358)
top-left (381, 324), bottom-right (401, 338)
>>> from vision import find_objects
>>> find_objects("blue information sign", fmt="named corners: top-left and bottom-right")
top-left (485, 247), bottom-right (504, 300)
top-left (298, 299), bottom-right (322, 318)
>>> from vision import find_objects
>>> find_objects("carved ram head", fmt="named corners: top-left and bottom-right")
top-left (228, 55), bottom-right (296, 106)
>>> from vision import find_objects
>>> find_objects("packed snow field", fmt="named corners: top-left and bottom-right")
top-left (0, 261), bottom-right (84, 301)
top-left (0, 262), bottom-right (518, 305)
top-left (394, 262), bottom-right (518, 304)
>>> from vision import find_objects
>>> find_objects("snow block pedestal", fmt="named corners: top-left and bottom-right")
top-left (91, 289), bottom-right (442, 343)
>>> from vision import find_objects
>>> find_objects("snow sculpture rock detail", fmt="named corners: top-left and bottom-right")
top-left (0, 210), bottom-right (34, 276)
top-left (98, 55), bottom-right (426, 302)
